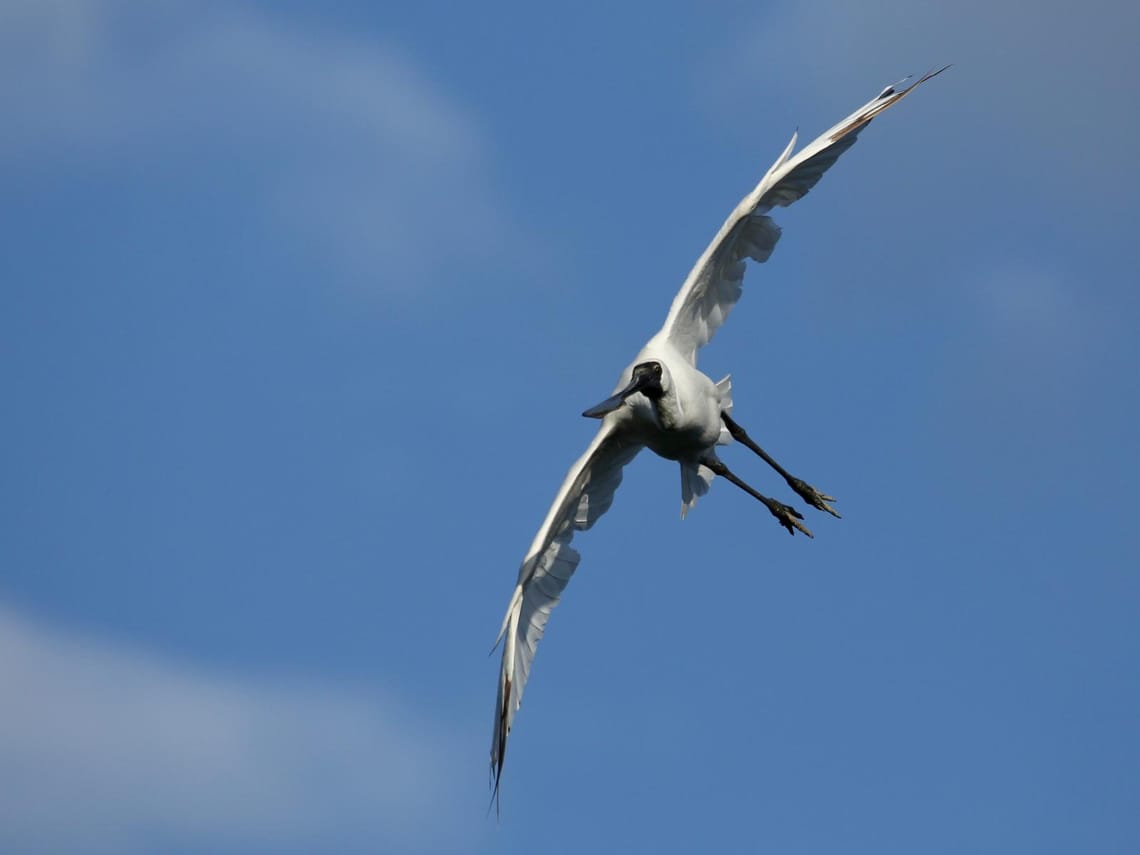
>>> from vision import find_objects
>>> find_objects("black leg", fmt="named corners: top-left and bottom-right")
top-left (702, 456), bottom-right (813, 538)
top-left (721, 412), bottom-right (841, 518)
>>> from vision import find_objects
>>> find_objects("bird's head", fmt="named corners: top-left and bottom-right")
top-left (582, 360), bottom-right (666, 418)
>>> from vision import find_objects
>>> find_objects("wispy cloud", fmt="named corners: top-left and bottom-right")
top-left (972, 264), bottom-right (1075, 334)
top-left (695, 0), bottom-right (1137, 201)
top-left (918, 257), bottom-right (1129, 476)
top-left (0, 603), bottom-right (463, 854)
top-left (959, 260), bottom-right (1116, 383)
top-left (0, 0), bottom-right (514, 286)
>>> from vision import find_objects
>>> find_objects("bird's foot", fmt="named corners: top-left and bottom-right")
top-left (787, 477), bottom-right (841, 518)
top-left (764, 498), bottom-right (813, 538)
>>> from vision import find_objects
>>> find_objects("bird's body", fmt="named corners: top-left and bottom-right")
top-left (615, 337), bottom-right (726, 459)
top-left (490, 68), bottom-right (947, 807)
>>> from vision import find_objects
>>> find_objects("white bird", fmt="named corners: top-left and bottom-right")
top-left (490, 68), bottom-right (947, 806)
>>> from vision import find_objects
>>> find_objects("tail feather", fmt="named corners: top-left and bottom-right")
top-left (679, 375), bottom-right (732, 518)
top-left (715, 374), bottom-right (733, 445)
top-left (680, 460), bottom-right (717, 519)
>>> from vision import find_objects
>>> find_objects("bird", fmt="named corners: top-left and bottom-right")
top-left (490, 67), bottom-right (947, 807)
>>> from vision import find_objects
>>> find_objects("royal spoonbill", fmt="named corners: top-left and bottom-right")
top-left (491, 68), bottom-right (947, 805)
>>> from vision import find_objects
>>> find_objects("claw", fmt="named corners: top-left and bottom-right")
top-left (766, 499), bottom-right (814, 538)
top-left (788, 477), bottom-right (842, 518)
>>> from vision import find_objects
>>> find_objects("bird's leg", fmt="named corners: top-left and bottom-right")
top-left (702, 456), bottom-right (813, 538)
top-left (721, 412), bottom-right (841, 518)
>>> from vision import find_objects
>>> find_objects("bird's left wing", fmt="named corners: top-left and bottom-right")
top-left (659, 67), bottom-right (948, 364)
top-left (491, 419), bottom-right (642, 807)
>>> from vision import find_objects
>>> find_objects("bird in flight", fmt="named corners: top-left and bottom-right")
top-left (490, 67), bottom-right (947, 808)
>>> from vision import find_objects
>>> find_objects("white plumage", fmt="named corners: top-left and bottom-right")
top-left (491, 68), bottom-right (947, 807)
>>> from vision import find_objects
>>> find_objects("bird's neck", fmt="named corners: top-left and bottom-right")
top-left (651, 390), bottom-right (684, 431)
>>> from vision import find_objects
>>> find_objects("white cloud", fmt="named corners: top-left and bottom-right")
top-left (0, 0), bottom-right (515, 287)
top-left (0, 603), bottom-right (463, 854)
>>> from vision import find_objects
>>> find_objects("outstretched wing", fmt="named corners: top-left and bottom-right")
top-left (491, 420), bottom-right (642, 808)
top-left (659, 67), bottom-right (948, 365)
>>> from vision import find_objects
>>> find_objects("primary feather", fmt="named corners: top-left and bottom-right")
top-left (491, 422), bottom-right (641, 807)
top-left (660, 66), bottom-right (949, 365)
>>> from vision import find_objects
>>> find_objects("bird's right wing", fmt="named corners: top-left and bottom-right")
top-left (490, 419), bottom-right (642, 807)
top-left (658, 66), bottom-right (948, 365)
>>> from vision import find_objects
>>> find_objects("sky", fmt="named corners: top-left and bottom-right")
top-left (2, 1), bottom-right (1138, 852)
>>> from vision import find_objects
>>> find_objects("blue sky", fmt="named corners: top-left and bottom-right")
top-left (2, 1), bottom-right (1138, 852)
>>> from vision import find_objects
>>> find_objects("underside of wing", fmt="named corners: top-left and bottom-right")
top-left (659, 66), bottom-right (948, 364)
top-left (490, 421), bottom-right (642, 808)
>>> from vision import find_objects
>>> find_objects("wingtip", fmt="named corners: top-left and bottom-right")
top-left (913, 64), bottom-right (952, 87)
top-left (488, 771), bottom-right (503, 821)
top-left (489, 673), bottom-right (511, 819)
top-left (883, 65), bottom-right (950, 99)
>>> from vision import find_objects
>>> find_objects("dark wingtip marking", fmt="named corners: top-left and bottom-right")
top-left (489, 675), bottom-right (512, 819)
top-left (831, 64), bottom-right (950, 143)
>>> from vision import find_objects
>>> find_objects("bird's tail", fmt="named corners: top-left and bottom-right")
top-left (716, 374), bottom-right (733, 438)
top-left (679, 374), bottom-right (732, 519)
top-left (680, 460), bottom-right (717, 519)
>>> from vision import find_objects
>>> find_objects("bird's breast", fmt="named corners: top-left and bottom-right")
top-left (628, 388), bottom-right (722, 462)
